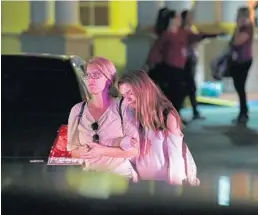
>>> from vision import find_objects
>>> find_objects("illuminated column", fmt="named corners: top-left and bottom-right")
top-left (21, 0), bottom-right (91, 59)
top-left (30, 1), bottom-right (51, 26)
top-left (26, 0), bottom-right (53, 33)
top-left (50, 0), bottom-right (85, 34)
top-left (55, 1), bottom-right (79, 26)
top-left (165, 0), bottom-right (192, 13)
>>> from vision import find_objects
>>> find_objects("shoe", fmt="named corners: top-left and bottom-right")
top-left (232, 114), bottom-right (249, 125)
top-left (192, 112), bottom-right (206, 120)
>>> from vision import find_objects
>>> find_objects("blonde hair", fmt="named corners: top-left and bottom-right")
top-left (118, 70), bottom-right (182, 131)
top-left (84, 56), bottom-right (118, 97)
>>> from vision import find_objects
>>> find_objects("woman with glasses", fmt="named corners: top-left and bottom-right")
top-left (67, 57), bottom-right (140, 180)
top-left (118, 70), bottom-right (199, 185)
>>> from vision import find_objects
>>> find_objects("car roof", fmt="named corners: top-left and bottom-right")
top-left (2, 53), bottom-right (86, 71)
top-left (2, 53), bottom-right (72, 60)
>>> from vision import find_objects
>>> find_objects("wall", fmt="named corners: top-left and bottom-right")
top-left (1, 1), bottom-right (30, 33)
top-left (1, 0), bottom-right (137, 70)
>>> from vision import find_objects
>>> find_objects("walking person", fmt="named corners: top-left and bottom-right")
top-left (181, 10), bottom-right (205, 120)
top-left (230, 7), bottom-right (254, 124)
top-left (146, 10), bottom-right (221, 124)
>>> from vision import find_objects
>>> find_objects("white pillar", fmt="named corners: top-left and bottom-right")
top-left (137, 1), bottom-right (164, 28)
top-left (55, 1), bottom-right (79, 26)
top-left (221, 1), bottom-right (249, 23)
top-left (30, 0), bottom-right (51, 25)
top-left (193, 1), bottom-right (218, 24)
top-left (165, 0), bottom-right (192, 13)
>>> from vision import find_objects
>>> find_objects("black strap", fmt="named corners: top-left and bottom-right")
top-left (77, 101), bottom-right (86, 125)
top-left (118, 97), bottom-right (124, 128)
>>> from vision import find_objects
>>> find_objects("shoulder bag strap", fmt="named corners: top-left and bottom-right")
top-left (77, 101), bottom-right (86, 125)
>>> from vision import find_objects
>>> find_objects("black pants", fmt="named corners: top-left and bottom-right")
top-left (184, 58), bottom-right (198, 115)
top-left (152, 63), bottom-right (186, 113)
top-left (231, 59), bottom-right (252, 116)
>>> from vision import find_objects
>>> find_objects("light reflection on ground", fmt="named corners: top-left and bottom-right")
top-left (65, 168), bottom-right (130, 198)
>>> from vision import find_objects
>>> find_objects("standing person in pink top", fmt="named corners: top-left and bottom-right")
top-left (67, 57), bottom-right (139, 180)
top-left (230, 7), bottom-right (254, 124)
top-left (147, 10), bottom-right (187, 115)
top-left (118, 70), bottom-right (199, 185)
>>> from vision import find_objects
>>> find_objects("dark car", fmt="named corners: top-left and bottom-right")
top-left (2, 53), bottom-right (87, 166)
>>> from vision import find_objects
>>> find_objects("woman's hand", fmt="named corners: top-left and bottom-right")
top-left (80, 143), bottom-right (104, 159)
top-left (78, 145), bottom-right (93, 158)
top-left (182, 178), bottom-right (200, 186)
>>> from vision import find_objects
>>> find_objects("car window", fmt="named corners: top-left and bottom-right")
top-left (2, 56), bottom-right (83, 158)
top-left (2, 63), bottom-right (82, 115)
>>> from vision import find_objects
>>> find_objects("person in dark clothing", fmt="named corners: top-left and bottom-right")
top-left (147, 10), bottom-right (187, 114)
top-left (147, 9), bottom-right (223, 125)
top-left (181, 10), bottom-right (205, 120)
top-left (148, 7), bottom-right (171, 86)
top-left (230, 7), bottom-right (253, 124)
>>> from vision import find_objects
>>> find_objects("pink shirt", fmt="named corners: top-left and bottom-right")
top-left (67, 99), bottom-right (139, 179)
top-left (147, 29), bottom-right (204, 69)
top-left (232, 24), bottom-right (253, 62)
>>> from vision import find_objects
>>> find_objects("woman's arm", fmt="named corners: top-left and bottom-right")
top-left (67, 103), bottom-right (81, 152)
top-left (166, 112), bottom-right (186, 185)
top-left (189, 31), bottom-right (222, 44)
top-left (166, 112), bottom-right (183, 136)
top-left (83, 104), bottom-right (140, 159)
top-left (83, 138), bottom-right (138, 159)
top-left (233, 25), bottom-right (253, 46)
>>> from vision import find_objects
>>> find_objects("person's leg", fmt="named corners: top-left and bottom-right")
top-left (186, 60), bottom-right (199, 116)
top-left (188, 61), bottom-right (205, 120)
top-left (158, 63), bottom-right (173, 103)
top-left (169, 67), bottom-right (188, 124)
top-left (183, 59), bottom-right (203, 120)
top-left (232, 60), bottom-right (252, 123)
top-left (162, 65), bottom-right (183, 112)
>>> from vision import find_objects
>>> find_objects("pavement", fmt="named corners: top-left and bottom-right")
top-left (181, 104), bottom-right (258, 177)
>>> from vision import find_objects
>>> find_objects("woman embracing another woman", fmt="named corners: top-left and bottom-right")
top-left (118, 70), bottom-right (199, 185)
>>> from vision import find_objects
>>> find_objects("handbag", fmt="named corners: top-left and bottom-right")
top-left (47, 102), bottom-right (86, 166)
top-left (210, 48), bottom-right (232, 81)
top-left (163, 109), bottom-right (200, 185)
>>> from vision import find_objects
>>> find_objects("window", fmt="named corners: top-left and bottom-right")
top-left (79, 1), bottom-right (109, 26)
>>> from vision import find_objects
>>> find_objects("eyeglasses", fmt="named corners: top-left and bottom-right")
top-left (83, 72), bottom-right (103, 80)
top-left (91, 122), bottom-right (99, 144)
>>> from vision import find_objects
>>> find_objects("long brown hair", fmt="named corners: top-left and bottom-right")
top-left (118, 70), bottom-right (182, 131)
